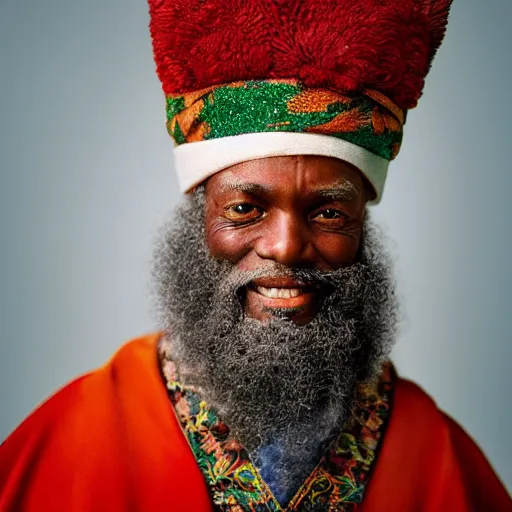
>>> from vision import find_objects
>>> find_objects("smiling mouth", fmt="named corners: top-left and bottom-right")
top-left (254, 286), bottom-right (306, 299)
top-left (245, 277), bottom-right (320, 311)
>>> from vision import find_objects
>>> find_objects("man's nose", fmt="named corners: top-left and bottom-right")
top-left (254, 212), bottom-right (314, 268)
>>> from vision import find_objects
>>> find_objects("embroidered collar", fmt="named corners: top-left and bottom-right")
top-left (159, 342), bottom-right (394, 511)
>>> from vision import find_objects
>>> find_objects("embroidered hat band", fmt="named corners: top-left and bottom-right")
top-left (165, 79), bottom-right (405, 203)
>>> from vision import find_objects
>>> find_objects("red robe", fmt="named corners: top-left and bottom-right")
top-left (1, 334), bottom-right (510, 511)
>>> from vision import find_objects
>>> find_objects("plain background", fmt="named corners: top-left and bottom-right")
top-left (1, 0), bottom-right (511, 492)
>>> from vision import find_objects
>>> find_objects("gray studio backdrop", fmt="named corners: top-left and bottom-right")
top-left (1, 0), bottom-right (511, 491)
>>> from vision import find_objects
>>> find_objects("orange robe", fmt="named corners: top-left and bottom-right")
top-left (1, 334), bottom-right (510, 511)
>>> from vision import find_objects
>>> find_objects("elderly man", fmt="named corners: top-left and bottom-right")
top-left (1, 0), bottom-right (510, 510)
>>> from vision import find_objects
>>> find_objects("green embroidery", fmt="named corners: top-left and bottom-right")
top-left (160, 344), bottom-right (395, 512)
top-left (166, 96), bottom-right (185, 119)
top-left (201, 82), bottom-right (335, 138)
top-left (165, 80), bottom-right (404, 161)
top-left (171, 121), bottom-right (187, 145)
top-left (341, 125), bottom-right (402, 161)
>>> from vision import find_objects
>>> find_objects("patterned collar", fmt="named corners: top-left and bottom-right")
top-left (159, 341), bottom-right (395, 511)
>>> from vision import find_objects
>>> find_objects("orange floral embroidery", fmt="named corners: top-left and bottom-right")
top-left (372, 107), bottom-right (401, 135)
top-left (307, 108), bottom-right (370, 134)
top-left (166, 80), bottom-right (404, 161)
top-left (186, 121), bottom-right (210, 142)
top-left (364, 88), bottom-right (405, 126)
top-left (288, 89), bottom-right (351, 113)
top-left (173, 99), bottom-right (204, 138)
top-left (182, 86), bottom-right (214, 107)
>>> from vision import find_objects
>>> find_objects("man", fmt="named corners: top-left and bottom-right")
top-left (1, 0), bottom-right (510, 510)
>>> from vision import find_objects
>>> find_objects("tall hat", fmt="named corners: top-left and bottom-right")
top-left (148, 0), bottom-right (452, 203)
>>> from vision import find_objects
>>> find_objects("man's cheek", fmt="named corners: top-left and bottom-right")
top-left (207, 230), bottom-right (255, 264)
top-left (315, 237), bottom-right (361, 269)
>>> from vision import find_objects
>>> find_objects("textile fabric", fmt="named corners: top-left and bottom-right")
top-left (167, 81), bottom-right (404, 158)
top-left (167, 79), bottom-right (402, 202)
top-left (1, 334), bottom-right (510, 511)
top-left (159, 338), bottom-right (394, 510)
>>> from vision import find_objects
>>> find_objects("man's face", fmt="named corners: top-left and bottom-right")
top-left (154, 153), bottom-right (398, 464)
top-left (204, 155), bottom-right (369, 324)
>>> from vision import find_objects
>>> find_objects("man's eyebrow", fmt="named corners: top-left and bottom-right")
top-left (218, 179), bottom-right (360, 200)
top-left (218, 182), bottom-right (273, 195)
top-left (315, 180), bottom-right (360, 201)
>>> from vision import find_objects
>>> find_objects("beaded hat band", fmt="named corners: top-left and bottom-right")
top-left (167, 80), bottom-right (405, 202)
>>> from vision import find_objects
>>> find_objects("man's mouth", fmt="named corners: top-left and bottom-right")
top-left (245, 277), bottom-right (320, 320)
top-left (254, 286), bottom-right (305, 299)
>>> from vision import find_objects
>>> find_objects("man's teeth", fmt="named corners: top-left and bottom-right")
top-left (256, 287), bottom-right (303, 299)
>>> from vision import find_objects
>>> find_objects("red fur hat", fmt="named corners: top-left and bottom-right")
top-left (147, 0), bottom-right (453, 202)
top-left (148, 0), bottom-right (452, 110)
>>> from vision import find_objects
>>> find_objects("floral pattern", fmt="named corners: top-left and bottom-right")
top-left (159, 341), bottom-right (395, 511)
top-left (165, 79), bottom-right (405, 161)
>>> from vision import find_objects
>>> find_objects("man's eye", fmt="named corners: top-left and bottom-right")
top-left (313, 209), bottom-right (347, 226)
top-left (233, 204), bottom-right (255, 214)
top-left (318, 209), bottom-right (341, 219)
top-left (224, 203), bottom-right (262, 221)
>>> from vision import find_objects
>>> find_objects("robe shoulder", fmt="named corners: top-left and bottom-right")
top-left (362, 377), bottom-right (511, 511)
top-left (1, 335), bottom-right (510, 511)
top-left (0, 333), bottom-right (214, 512)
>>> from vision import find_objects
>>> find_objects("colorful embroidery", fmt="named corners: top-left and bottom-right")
top-left (165, 80), bottom-right (405, 161)
top-left (160, 342), bottom-right (394, 511)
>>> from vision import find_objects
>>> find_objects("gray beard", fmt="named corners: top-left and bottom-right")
top-left (152, 187), bottom-right (400, 499)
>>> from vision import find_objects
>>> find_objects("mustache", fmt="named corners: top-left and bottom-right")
top-left (212, 262), bottom-right (363, 328)
top-left (218, 262), bottom-right (344, 297)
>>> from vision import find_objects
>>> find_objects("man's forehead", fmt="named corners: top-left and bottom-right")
top-left (207, 156), bottom-right (365, 200)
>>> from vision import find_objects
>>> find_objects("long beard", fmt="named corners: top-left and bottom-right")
top-left (152, 188), bottom-right (400, 479)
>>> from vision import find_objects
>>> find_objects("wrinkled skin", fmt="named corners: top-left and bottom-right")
top-left (205, 155), bottom-right (371, 324)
